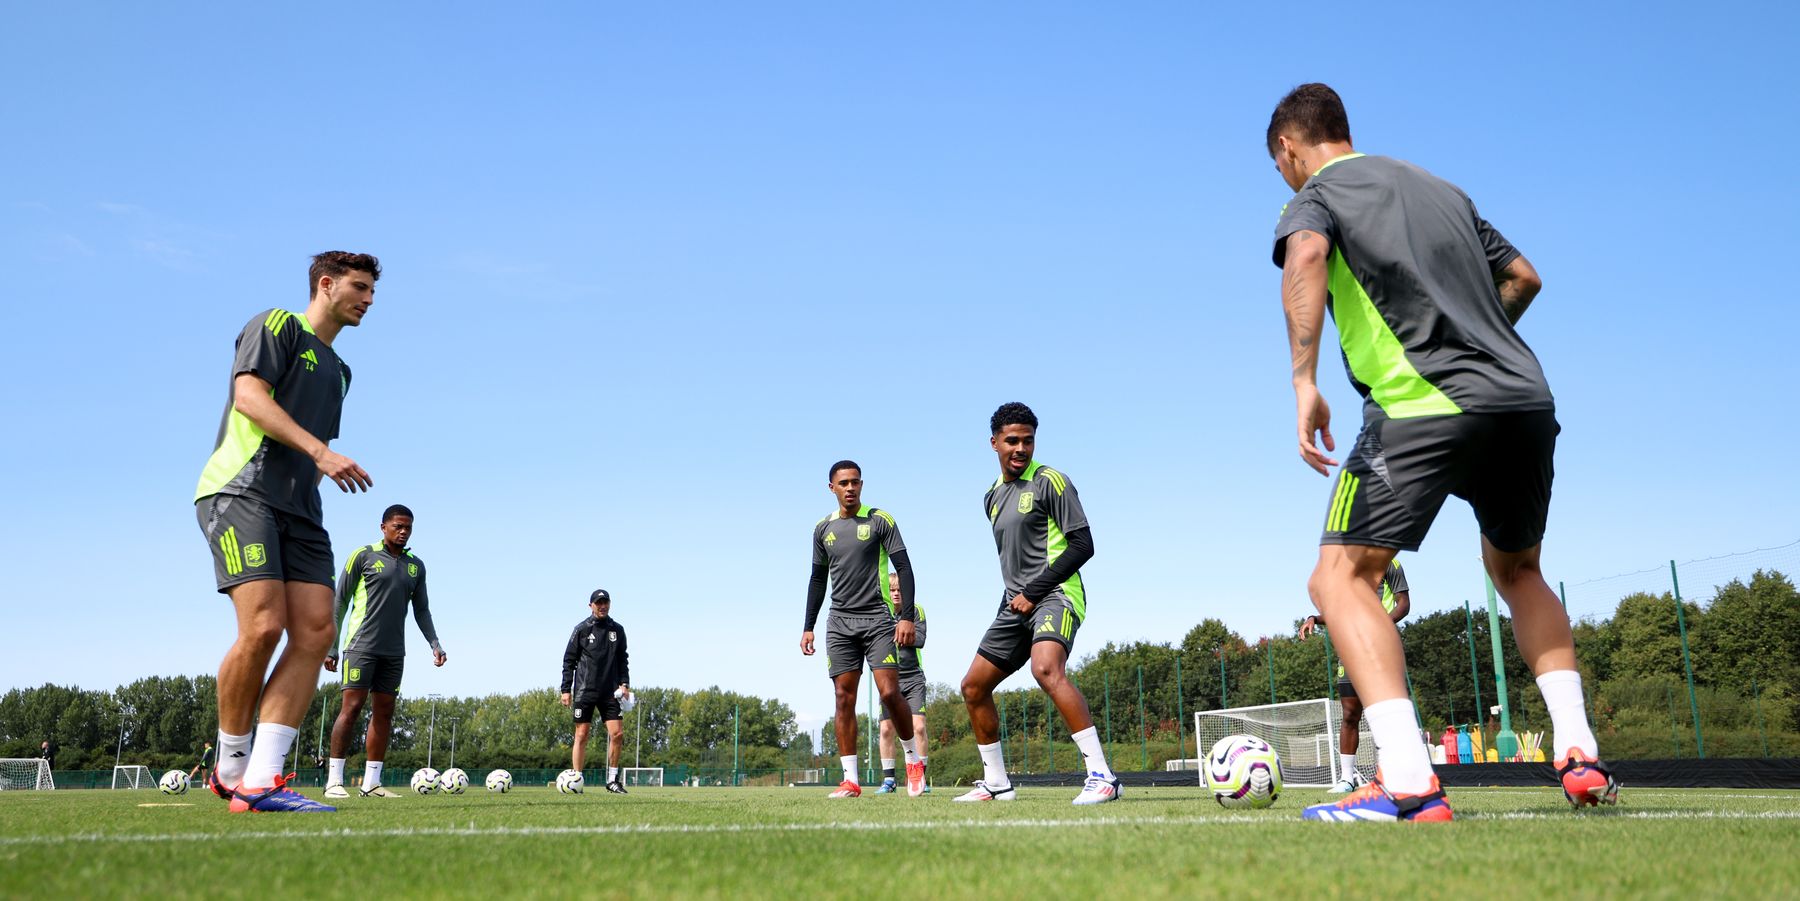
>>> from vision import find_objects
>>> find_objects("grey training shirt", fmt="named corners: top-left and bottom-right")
top-left (1273, 154), bottom-right (1553, 419)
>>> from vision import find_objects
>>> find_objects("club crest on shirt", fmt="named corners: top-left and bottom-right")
top-left (608, 631), bottom-right (617, 642)
top-left (856, 524), bottom-right (871, 541)
top-left (1017, 492), bottom-right (1035, 514)
top-left (408, 563), bottom-right (419, 577)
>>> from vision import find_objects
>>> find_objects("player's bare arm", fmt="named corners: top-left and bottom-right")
top-left (1494, 255), bottom-right (1543, 325)
top-left (1282, 229), bottom-right (1336, 475)
top-left (1390, 590), bottom-right (1412, 623)
top-left (232, 373), bottom-right (372, 492)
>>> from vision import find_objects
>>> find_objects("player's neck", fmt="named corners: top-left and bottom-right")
top-left (1298, 142), bottom-right (1358, 180)
top-left (1000, 460), bottom-right (1031, 483)
top-left (837, 501), bottom-right (861, 519)
top-left (382, 540), bottom-right (405, 555)
top-left (304, 299), bottom-right (344, 346)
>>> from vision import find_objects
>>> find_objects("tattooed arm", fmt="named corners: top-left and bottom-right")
top-left (1494, 255), bottom-right (1543, 325)
top-left (1282, 229), bottom-right (1339, 475)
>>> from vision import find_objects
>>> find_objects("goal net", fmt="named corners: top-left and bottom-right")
top-left (1195, 698), bottom-right (1372, 788)
top-left (0, 759), bottom-right (54, 790)
top-left (112, 765), bottom-right (154, 790)
top-left (621, 767), bottom-right (664, 787)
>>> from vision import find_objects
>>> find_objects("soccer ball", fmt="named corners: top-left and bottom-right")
top-left (411, 767), bottom-right (441, 795)
top-left (485, 769), bottom-right (513, 793)
top-left (158, 770), bottom-right (189, 795)
top-left (1205, 734), bottom-right (1282, 809)
top-left (439, 768), bottom-right (469, 794)
top-left (555, 769), bottom-right (585, 794)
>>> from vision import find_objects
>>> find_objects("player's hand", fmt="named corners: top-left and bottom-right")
top-left (322, 656), bottom-right (338, 673)
top-left (559, 692), bottom-right (572, 707)
top-left (894, 619), bottom-right (916, 648)
top-left (1299, 616), bottom-right (1319, 639)
top-left (800, 632), bottom-right (816, 655)
top-left (433, 649), bottom-right (447, 667)
top-left (1295, 383), bottom-right (1338, 475)
top-left (617, 684), bottom-right (629, 697)
top-left (313, 446), bottom-right (373, 493)
top-left (1007, 593), bottom-right (1036, 615)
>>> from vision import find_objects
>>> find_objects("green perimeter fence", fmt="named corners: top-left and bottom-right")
top-left (6, 540), bottom-right (1798, 786)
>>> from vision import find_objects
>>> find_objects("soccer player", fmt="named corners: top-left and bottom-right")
top-left (322, 504), bottom-right (447, 799)
top-left (1299, 560), bottom-right (1410, 792)
top-left (188, 741), bottom-right (214, 784)
top-left (1267, 84), bottom-right (1616, 822)
top-left (801, 461), bottom-right (925, 798)
top-left (955, 403), bottom-right (1120, 805)
top-left (875, 571), bottom-right (929, 794)
top-left (193, 251), bottom-right (378, 813)
top-left (561, 590), bottom-right (632, 793)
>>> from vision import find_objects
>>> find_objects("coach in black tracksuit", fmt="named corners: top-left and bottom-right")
top-left (560, 589), bottom-right (632, 792)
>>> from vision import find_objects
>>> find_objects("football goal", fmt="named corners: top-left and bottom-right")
top-left (0, 759), bottom-right (54, 790)
top-left (112, 765), bottom-right (154, 790)
top-left (1195, 698), bottom-right (1372, 788)
top-left (621, 767), bottom-right (664, 787)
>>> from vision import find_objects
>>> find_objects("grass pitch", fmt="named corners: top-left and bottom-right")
top-left (2, 782), bottom-right (1797, 898)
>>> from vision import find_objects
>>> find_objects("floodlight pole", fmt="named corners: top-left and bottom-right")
top-left (1483, 576), bottom-right (1516, 759)
top-left (427, 694), bottom-right (442, 769)
top-left (1670, 561), bottom-right (1705, 757)
top-left (113, 699), bottom-right (126, 774)
top-left (449, 718), bottom-right (459, 770)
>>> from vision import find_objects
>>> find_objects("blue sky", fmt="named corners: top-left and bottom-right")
top-left (3, 3), bottom-right (1794, 738)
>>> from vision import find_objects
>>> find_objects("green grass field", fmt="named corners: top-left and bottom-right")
top-left (3, 782), bottom-right (1797, 899)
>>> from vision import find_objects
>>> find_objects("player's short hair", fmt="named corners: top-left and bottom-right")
top-left (990, 402), bottom-right (1038, 435)
top-left (382, 504), bottom-right (413, 522)
top-left (309, 251), bottom-right (382, 297)
top-left (1266, 83), bottom-right (1351, 158)
top-left (828, 460), bottom-right (861, 481)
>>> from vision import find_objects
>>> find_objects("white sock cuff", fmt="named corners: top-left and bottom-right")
top-left (1071, 725), bottom-right (1098, 742)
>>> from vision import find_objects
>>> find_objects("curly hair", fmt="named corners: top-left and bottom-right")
top-left (309, 251), bottom-right (382, 297)
top-left (1266, 83), bottom-right (1351, 157)
top-left (989, 402), bottom-right (1038, 435)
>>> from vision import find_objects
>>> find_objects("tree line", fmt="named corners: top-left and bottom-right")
top-left (5, 570), bottom-right (1793, 778)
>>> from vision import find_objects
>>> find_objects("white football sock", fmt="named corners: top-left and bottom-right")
top-left (243, 723), bottom-right (297, 789)
top-left (977, 741), bottom-right (1010, 788)
top-left (328, 758), bottom-right (347, 786)
top-left (918, 755), bottom-right (928, 766)
top-left (1537, 670), bottom-right (1599, 759)
top-left (880, 758), bottom-right (896, 778)
top-left (840, 755), bottom-right (858, 785)
top-left (608, 767), bottom-right (619, 783)
top-left (1339, 753), bottom-right (1358, 780)
top-left (215, 731), bottom-right (252, 787)
top-left (1364, 699), bottom-right (1434, 794)
top-left (364, 760), bottom-right (384, 787)
top-left (901, 735), bottom-right (921, 764)
top-left (1070, 726), bottom-right (1113, 778)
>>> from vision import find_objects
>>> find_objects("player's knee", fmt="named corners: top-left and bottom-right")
top-left (960, 678), bottom-right (986, 705)
top-left (237, 616), bottom-right (286, 655)
top-left (1029, 657), bottom-right (1065, 687)
top-left (1486, 554), bottom-right (1541, 591)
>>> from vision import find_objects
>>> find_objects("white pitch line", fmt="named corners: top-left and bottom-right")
top-left (3, 809), bottom-right (1800, 848)
top-left (1452, 788), bottom-right (1800, 801)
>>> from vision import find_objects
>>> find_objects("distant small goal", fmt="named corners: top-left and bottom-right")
top-left (0, 759), bottom-right (55, 790)
top-left (112, 765), bottom-right (155, 790)
top-left (621, 767), bottom-right (664, 787)
top-left (1195, 698), bottom-right (1373, 788)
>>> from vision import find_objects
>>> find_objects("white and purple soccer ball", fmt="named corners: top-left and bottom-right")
top-left (1205, 734), bottom-right (1282, 809)
top-left (158, 770), bottom-right (190, 795)
top-left (555, 769), bottom-right (584, 794)
top-left (485, 769), bottom-right (513, 793)
top-left (439, 767), bottom-right (468, 794)
top-left (411, 767), bottom-right (441, 795)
